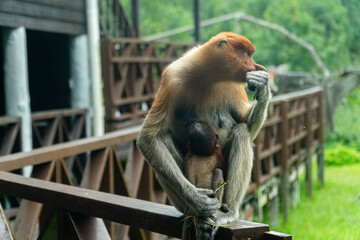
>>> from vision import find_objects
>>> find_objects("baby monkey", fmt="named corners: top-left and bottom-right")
top-left (185, 121), bottom-right (228, 211)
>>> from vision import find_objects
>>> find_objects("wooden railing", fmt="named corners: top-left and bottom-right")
top-left (0, 108), bottom-right (87, 155)
top-left (0, 125), bottom-right (291, 239)
top-left (251, 87), bottom-right (324, 221)
top-left (31, 108), bottom-right (87, 148)
top-left (0, 109), bottom-right (87, 214)
top-left (0, 87), bottom-right (323, 239)
top-left (101, 38), bottom-right (194, 130)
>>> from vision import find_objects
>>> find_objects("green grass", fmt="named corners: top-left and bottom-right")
top-left (270, 165), bottom-right (360, 240)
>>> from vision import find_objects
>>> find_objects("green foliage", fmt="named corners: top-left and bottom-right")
top-left (119, 0), bottom-right (360, 72)
top-left (325, 143), bottom-right (360, 166)
top-left (271, 165), bottom-right (360, 239)
top-left (325, 87), bottom-right (360, 150)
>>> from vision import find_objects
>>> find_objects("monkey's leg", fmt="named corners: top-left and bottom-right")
top-left (137, 130), bottom-right (220, 216)
top-left (222, 123), bottom-right (253, 220)
top-left (212, 168), bottom-right (224, 204)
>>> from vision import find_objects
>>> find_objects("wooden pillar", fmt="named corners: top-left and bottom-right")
top-left (2, 27), bottom-right (32, 176)
top-left (86, 0), bottom-right (105, 136)
top-left (318, 90), bottom-right (325, 186)
top-left (69, 34), bottom-right (92, 137)
top-left (194, 0), bottom-right (200, 42)
top-left (132, 0), bottom-right (140, 37)
top-left (305, 95), bottom-right (313, 197)
top-left (280, 100), bottom-right (289, 221)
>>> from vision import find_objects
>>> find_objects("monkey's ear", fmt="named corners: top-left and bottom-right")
top-left (218, 39), bottom-right (228, 48)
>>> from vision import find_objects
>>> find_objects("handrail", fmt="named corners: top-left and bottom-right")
top-left (0, 171), bottom-right (291, 239)
top-left (0, 125), bottom-right (141, 172)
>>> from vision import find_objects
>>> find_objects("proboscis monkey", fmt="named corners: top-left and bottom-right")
top-left (137, 32), bottom-right (271, 239)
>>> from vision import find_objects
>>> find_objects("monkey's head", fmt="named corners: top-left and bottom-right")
top-left (188, 121), bottom-right (218, 156)
top-left (205, 32), bottom-right (266, 83)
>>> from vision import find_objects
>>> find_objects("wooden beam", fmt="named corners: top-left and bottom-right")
top-left (0, 171), bottom-right (291, 239)
top-left (0, 13), bottom-right (85, 35)
top-left (0, 171), bottom-right (183, 237)
top-left (0, 125), bottom-right (141, 171)
top-left (20, 0), bottom-right (84, 11)
top-left (0, 1), bottom-right (85, 24)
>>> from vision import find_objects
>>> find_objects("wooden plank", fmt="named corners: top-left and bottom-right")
top-left (0, 123), bottom-right (20, 156)
top-left (263, 231), bottom-right (292, 240)
top-left (0, 1), bottom-right (85, 24)
top-left (0, 171), bottom-right (183, 237)
top-left (111, 56), bottom-right (175, 64)
top-left (66, 212), bottom-right (111, 240)
top-left (0, 171), bottom-right (284, 239)
top-left (15, 162), bottom-right (55, 239)
top-left (80, 148), bottom-right (109, 190)
top-left (0, 125), bottom-right (141, 171)
top-left (32, 108), bottom-right (87, 121)
top-left (20, 0), bottom-right (84, 11)
top-left (280, 100), bottom-right (289, 221)
top-left (0, 116), bottom-right (21, 125)
top-left (216, 221), bottom-right (269, 240)
top-left (0, 13), bottom-right (85, 35)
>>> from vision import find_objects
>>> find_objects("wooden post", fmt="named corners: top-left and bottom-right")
top-left (131, 0), bottom-right (140, 37)
top-left (305, 95), bottom-right (313, 197)
top-left (267, 181), bottom-right (279, 227)
top-left (280, 100), bottom-right (289, 221)
top-left (69, 34), bottom-right (92, 137)
top-left (194, 0), bottom-right (201, 42)
top-left (318, 90), bottom-right (325, 186)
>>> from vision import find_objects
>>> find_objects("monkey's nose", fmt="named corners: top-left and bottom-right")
top-left (255, 63), bottom-right (266, 71)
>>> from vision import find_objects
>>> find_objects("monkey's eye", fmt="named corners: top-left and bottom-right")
top-left (215, 133), bottom-right (219, 139)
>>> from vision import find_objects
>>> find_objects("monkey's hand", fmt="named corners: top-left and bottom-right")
top-left (246, 71), bottom-right (270, 102)
top-left (192, 209), bottom-right (237, 240)
top-left (186, 187), bottom-right (220, 216)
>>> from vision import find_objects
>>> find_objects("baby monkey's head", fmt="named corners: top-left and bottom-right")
top-left (188, 121), bottom-right (218, 156)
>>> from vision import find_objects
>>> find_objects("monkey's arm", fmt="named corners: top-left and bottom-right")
top-left (137, 127), bottom-right (220, 216)
top-left (245, 70), bottom-right (271, 141)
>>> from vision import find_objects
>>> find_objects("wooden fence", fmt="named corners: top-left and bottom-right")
top-left (0, 87), bottom-right (324, 239)
top-left (101, 38), bottom-right (194, 130)
top-left (0, 126), bottom-right (291, 240)
top-left (0, 109), bottom-right (87, 215)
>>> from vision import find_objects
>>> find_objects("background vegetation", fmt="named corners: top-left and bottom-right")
top-left (122, 0), bottom-right (360, 73)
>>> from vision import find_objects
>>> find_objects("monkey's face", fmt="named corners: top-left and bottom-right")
top-left (209, 32), bottom-right (266, 83)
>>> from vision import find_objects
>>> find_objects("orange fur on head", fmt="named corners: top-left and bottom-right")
top-left (204, 32), bottom-right (266, 83)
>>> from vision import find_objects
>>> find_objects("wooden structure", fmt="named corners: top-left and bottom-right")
top-left (31, 108), bottom-right (87, 148)
top-left (0, 125), bottom-right (292, 240)
top-left (0, 116), bottom-right (22, 157)
top-left (101, 38), bottom-right (193, 130)
top-left (0, 0), bottom-right (87, 35)
top-left (0, 109), bottom-right (87, 213)
top-left (0, 87), bottom-right (323, 239)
